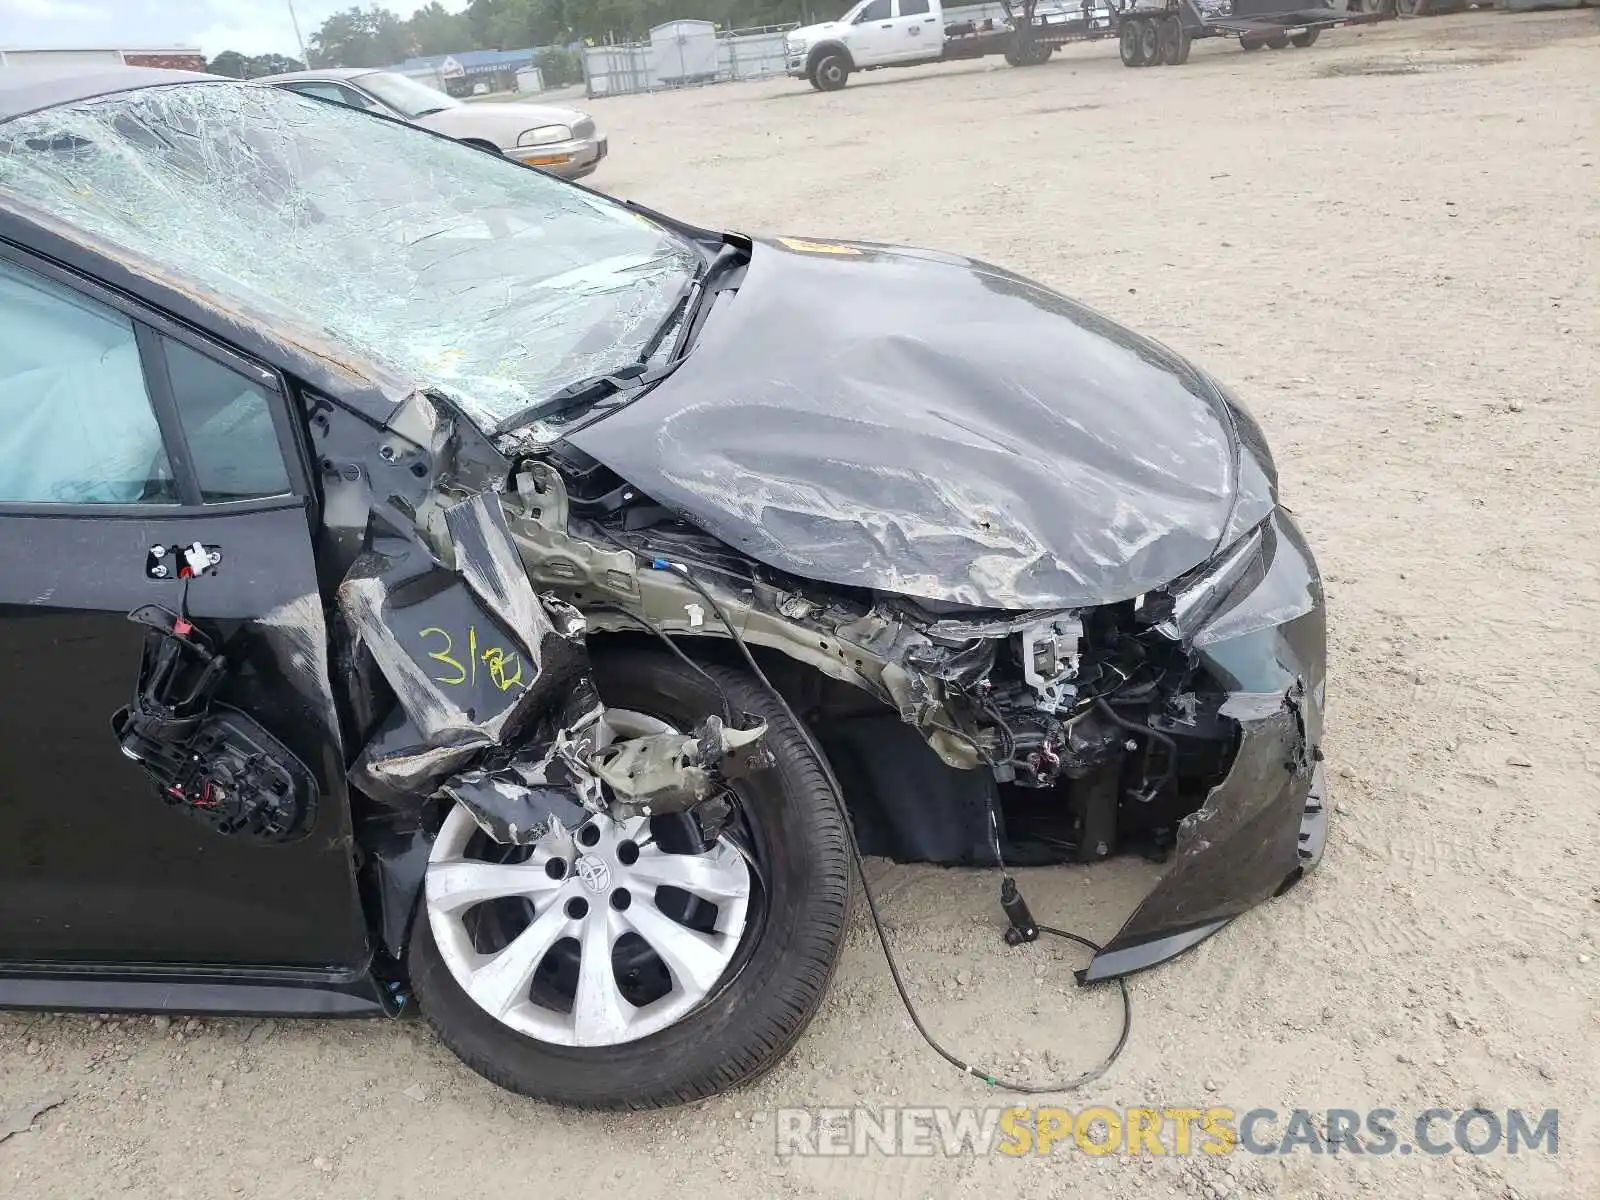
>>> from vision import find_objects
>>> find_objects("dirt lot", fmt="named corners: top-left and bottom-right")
top-left (3, 10), bottom-right (1598, 1199)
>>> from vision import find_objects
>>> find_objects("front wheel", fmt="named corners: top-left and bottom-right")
top-left (408, 648), bottom-right (851, 1108)
top-left (812, 52), bottom-right (851, 91)
top-left (1290, 28), bottom-right (1320, 47)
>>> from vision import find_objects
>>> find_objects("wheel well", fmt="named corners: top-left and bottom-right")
top-left (806, 42), bottom-right (854, 73)
top-left (584, 630), bottom-right (993, 863)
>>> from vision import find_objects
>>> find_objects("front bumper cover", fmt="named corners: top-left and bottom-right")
top-left (507, 134), bottom-right (607, 179)
top-left (1081, 507), bottom-right (1329, 983)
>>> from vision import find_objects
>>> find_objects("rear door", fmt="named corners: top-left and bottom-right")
top-left (0, 247), bottom-right (368, 971)
top-left (894, 0), bottom-right (943, 61)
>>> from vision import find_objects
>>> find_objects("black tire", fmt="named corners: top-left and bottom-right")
top-left (1005, 37), bottom-right (1050, 66)
top-left (1289, 28), bottom-right (1320, 47)
top-left (1158, 17), bottom-right (1191, 65)
top-left (1266, 35), bottom-right (1290, 49)
top-left (1120, 19), bottom-right (1149, 67)
top-left (1137, 17), bottom-right (1161, 65)
top-left (1396, 0), bottom-right (1430, 15)
top-left (812, 52), bottom-right (850, 91)
top-left (408, 648), bottom-right (851, 1109)
top-left (807, 65), bottom-right (824, 91)
top-left (1240, 35), bottom-right (1265, 51)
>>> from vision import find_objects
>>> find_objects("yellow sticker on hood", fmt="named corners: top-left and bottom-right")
top-left (776, 237), bottom-right (862, 256)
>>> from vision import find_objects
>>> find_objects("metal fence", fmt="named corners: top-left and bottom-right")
top-left (582, 22), bottom-right (799, 97)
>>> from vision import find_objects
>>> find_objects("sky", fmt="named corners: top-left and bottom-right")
top-left (1, 0), bottom-right (470, 60)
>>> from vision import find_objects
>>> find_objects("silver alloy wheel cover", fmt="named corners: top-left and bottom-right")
top-left (426, 710), bottom-right (753, 1047)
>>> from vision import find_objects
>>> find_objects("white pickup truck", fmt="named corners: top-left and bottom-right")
top-left (785, 0), bottom-right (1023, 91)
top-left (785, 0), bottom-right (1378, 89)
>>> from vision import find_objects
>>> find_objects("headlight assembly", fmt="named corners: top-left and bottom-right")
top-left (1158, 511), bottom-right (1320, 649)
top-left (518, 125), bottom-right (571, 147)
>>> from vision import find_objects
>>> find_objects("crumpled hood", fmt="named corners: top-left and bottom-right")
top-left (569, 238), bottom-right (1250, 610)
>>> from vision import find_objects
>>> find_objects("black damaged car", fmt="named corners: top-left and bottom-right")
top-left (0, 67), bottom-right (1328, 1108)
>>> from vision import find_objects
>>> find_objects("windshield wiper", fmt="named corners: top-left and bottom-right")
top-left (494, 241), bottom-right (748, 436)
top-left (492, 360), bottom-right (681, 434)
top-left (413, 105), bottom-right (450, 117)
top-left (665, 241), bottom-right (747, 361)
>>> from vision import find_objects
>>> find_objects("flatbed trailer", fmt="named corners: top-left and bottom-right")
top-left (786, 0), bottom-right (1393, 90)
top-left (969, 0), bottom-right (1395, 69)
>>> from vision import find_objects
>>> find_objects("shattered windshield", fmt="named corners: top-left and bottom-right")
top-left (0, 81), bottom-right (698, 429)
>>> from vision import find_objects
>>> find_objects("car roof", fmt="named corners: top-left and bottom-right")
top-left (0, 64), bottom-right (223, 123)
top-left (255, 67), bottom-right (376, 83)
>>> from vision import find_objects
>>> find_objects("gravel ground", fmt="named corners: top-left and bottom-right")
top-left (3, 11), bottom-right (1597, 1199)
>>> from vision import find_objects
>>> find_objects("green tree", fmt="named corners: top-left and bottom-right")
top-left (534, 46), bottom-right (581, 86)
top-left (245, 53), bottom-right (307, 77)
top-left (206, 50), bottom-right (249, 78)
top-left (479, 0), bottom-right (570, 50)
top-left (409, 1), bottom-right (474, 55)
top-left (309, 6), bottom-right (411, 68)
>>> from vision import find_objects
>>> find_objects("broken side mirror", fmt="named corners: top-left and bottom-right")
top-left (111, 604), bottom-right (318, 843)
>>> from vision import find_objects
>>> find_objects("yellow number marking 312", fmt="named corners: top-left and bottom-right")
top-left (418, 626), bottom-right (525, 694)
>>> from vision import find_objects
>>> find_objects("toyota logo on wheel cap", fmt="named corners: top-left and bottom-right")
top-left (574, 854), bottom-right (611, 894)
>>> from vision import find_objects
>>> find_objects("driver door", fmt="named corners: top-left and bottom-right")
top-left (0, 247), bottom-right (368, 974)
top-left (846, 0), bottom-right (903, 66)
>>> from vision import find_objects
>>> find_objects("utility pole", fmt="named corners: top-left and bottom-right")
top-left (286, 0), bottom-right (311, 67)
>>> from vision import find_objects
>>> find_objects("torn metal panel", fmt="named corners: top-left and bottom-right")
top-left (437, 678), bottom-right (608, 843)
top-left (568, 239), bottom-right (1250, 610)
top-left (440, 758), bottom-right (593, 846)
top-left (0, 80), bottom-right (697, 431)
top-left (342, 491), bottom-right (588, 801)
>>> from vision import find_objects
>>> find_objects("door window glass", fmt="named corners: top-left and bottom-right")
top-left (859, 0), bottom-right (892, 19)
top-left (162, 340), bottom-right (292, 502)
top-left (900, 0), bottom-right (931, 14)
top-left (0, 260), bottom-right (175, 504)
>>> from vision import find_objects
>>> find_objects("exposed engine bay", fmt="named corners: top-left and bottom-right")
top-left (500, 452), bottom-right (1243, 872)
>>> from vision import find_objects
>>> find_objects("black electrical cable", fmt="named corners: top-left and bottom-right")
top-left (590, 527), bottom-right (1134, 1094)
top-left (591, 602), bottom-right (735, 725)
top-left (1094, 697), bottom-right (1178, 802)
